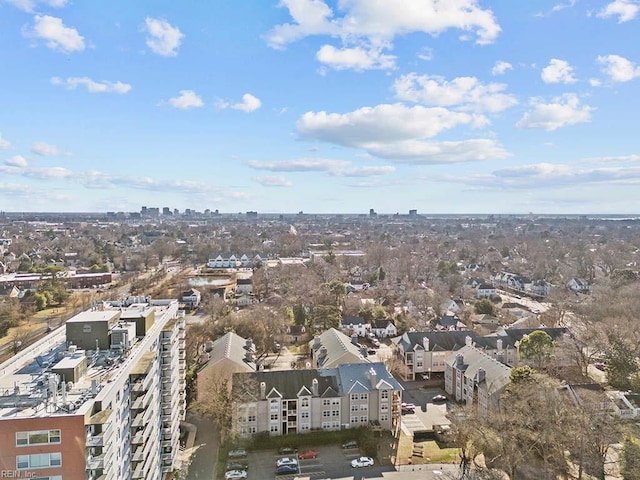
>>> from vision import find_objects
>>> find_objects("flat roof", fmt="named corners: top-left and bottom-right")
top-left (52, 354), bottom-right (86, 370)
top-left (66, 310), bottom-right (120, 324)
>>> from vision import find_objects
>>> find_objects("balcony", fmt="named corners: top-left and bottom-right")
top-left (132, 463), bottom-right (145, 479)
top-left (132, 413), bottom-right (145, 428)
top-left (86, 433), bottom-right (104, 447)
top-left (131, 432), bottom-right (144, 445)
top-left (86, 453), bottom-right (105, 470)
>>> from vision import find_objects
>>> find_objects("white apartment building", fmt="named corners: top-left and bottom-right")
top-left (0, 298), bottom-right (186, 480)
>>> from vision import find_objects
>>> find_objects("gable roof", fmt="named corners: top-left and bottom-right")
top-left (394, 330), bottom-right (474, 353)
top-left (337, 362), bottom-right (403, 394)
top-left (341, 315), bottom-right (368, 326)
top-left (199, 331), bottom-right (255, 373)
top-left (447, 345), bottom-right (512, 394)
top-left (311, 328), bottom-right (367, 368)
top-left (232, 368), bottom-right (341, 401)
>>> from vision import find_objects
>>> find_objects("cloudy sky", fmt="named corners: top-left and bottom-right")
top-left (1, 0), bottom-right (639, 214)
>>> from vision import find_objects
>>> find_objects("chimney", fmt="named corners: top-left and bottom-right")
top-left (313, 335), bottom-right (321, 349)
top-left (369, 367), bottom-right (378, 388)
top-left (312, 378), bottom-right (319, 397)
top-left (245, 350), bottom-right (254, 364)
top-left (456, 354), bottom-right (464, 368)
top-left (351, 334), bottom-right (359, 345)
top-left (422, 337), bottom-right (429, 351)
top-left (465, 335), bottom-right (473, 347)
top-left (245, 338), bottom-right (254, 351)
top-left (496, 339), bottom-right (503, 351)
top-left (260, 381), bottom-right (266, 400)
top-left (477, 368), bottom-right (486, 384)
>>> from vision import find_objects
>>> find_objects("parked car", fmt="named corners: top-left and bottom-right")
top-left (228, 449), bottom-right (247, 459)
top-left (224, 470), bottom-right (247, 480)
top-left (226, 462), bottom-right (248, 471)
top-left (278, 446), bottom-right (298, 455)
top-left (298, 449), bottom-right (318, 459)
top-left (594, 362), bottom-right (607, 371)
top-left (351, 456), bottom-right (374, 468)
top-left (275, 464), bottom-right (298, 475)
top-left (432, 394), bottom-right (447, 403)
top-left (401, 402), bottom-right (416, 413)
top-left (276, 457), bottom-right (298, 468)
top-left (341, 440), bottom-right (359, 449)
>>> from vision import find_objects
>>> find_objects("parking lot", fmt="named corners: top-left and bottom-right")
top-left (400, 386), bottom-right (451, 434)
top-left (226, 444), bottom-right (395, 480)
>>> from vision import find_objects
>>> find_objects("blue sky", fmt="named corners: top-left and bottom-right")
top-left (1, 0), bottom-right (640, 214)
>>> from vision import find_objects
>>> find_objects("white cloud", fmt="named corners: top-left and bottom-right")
top-left (0, 133), bottom-right (11, 150)
top-left (4, 0), bottom-right (67, 13)
top-left (597, 0), bottom-right (640, 23)
top-left (267, 0), bottom-right (501, 48)
top-left (597, 54), bottom-right (640, 82)
top-left (363, 139), bottom-right (510, 164)
top-left (232, 93), bottom-right (262, 112)
top-left (541, 59), bottom-right (577, 84)
top-left (165, 90), bottom-right (204, 109)
top-left (248, 158), bottom-right (350, 172)
top-left (491, 61), bottom-right (512, 76)
top-left (516, 94), bottom-right (593, 131)
top-left (50, 76), bottom-right (132, 94)
top-left (26, 15), bottom-right (85, 53)
top-left (144, 17), bottom-right (184, 57)
top-left (5, 155), bottom-right (28, 167)
top-left (253, 175), bottom-right (293, 187)
top-left (393, 73), bottom-right (517, 113)
top-left (297, 103), bottom-right (480, 147)
top-left (31, 142), bottom-right (63, 156)
top-left (248, 158), bottom-right (395, 176)
top-left (589, 78), bottom-right (602, 87)
top-left (316, 44), bottom-right (396, 71)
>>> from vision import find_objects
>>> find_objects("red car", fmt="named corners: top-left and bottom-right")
top-left (298, 449), bottom-right (318, 459)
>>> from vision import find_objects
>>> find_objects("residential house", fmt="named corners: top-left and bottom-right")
top-left (441, 298), bottom-right (465, 314)
top-left (567, 277), bottom-right (592, 293)
top-left (286, 325), bottom-right (308, 345)
top-left (181, 288), bottom-right (201, 309)
top-left (371, 319), bottom-right (397, 338)
top-left (476, 283), bottom-right (496, 299)
top-left (608, 391), bottom-right (640, 419)
top-left (235, 293), bottom-right (255, 308)
top-left (231, 362), bottom-right (402, 438)
top-left (431, 314), bottom-right (466, 331)
top-left (444, 345), bottom-right (512, 418)
top-left (310, 328), bottom-right (368, 369)
top-left (236, 276), bottom-right (253, 294)
top-left (197, 332), bottom-right (255, 402)
top-left (526, 280), bottom-right (553, 298)
top-left (558, 384), bottom-right (616, 416)
top-left (339, 316), bottom-right (371, 337)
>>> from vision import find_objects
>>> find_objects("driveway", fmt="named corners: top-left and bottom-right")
top-left (185, 414), bottom-right (219, 480)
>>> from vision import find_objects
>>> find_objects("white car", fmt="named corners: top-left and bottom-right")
top-left (276, 457), bottom-right (298, 467)
top-left (351, 456), bottom-right (374, 468)
top-left (224, 470), bottom-right (247, 480)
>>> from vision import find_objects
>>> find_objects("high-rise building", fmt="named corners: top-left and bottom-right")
top-left (0, 298), bottom-right (186, 480)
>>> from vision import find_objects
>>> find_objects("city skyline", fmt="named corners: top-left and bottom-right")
top-left (1, 1), bottom-right (640, 214)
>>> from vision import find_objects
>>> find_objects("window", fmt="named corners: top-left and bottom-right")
top-left (300, 411), bottom-right (309, 419)
top-left (360, 404), bottom-right (368, 411)
top-left (332, 421), bottom-right (340, 429)
top-left (351, 405), bottom-right (359, 412)
top-left (270, 400), bottom-right (279, 410)
top-left (270, 425), bottom-right (278, 433)
top-left (381, 390), bottom-right (389, 400)
top-left (332, 410), bottom-right (339, 417)
top-left (350, 416), bottom-right (358, 423)
top-left (380, 413), bottom-right (388, 422)
top-left (248, 414), bottom-right (256, 422)
top-left (300, 424), bottom-right (310, 431)
top-left (360, 393), bottom-right (368, 400)
top-left (350, 393), bottom-right (358, 401)
top-left (322, 410), bottom-right (330, 417)
top-left (360, 415), bottom-right (368, 423)
top-left (381, 404), bottom-right (389, 412)
top-left (248, 426), bottom-right (257, 434)
top-left (301, 397), bottom-right (309, 408)
top-left (16, 453), bottom-right (62, 470)
top-left (416, 360), bottom-right (423, 368)
top-left (16, 430), bottom-right (61, 447)
top-left (331, 399), bottom-right (340, 405)
top-left (270, 413), bottom-right (278, 421)
top-left (322, 399), bottom-right (331, 406)
top-left (322, 422), bottom-right (331, 429)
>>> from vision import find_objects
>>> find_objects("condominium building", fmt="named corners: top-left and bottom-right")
top-left (231, 362), bottom-right (402, 439)
top-left (0, 298), bottom-right (186, 480)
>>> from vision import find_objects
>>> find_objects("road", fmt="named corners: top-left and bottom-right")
top-left (185, 414), bottom-right (220, 480)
